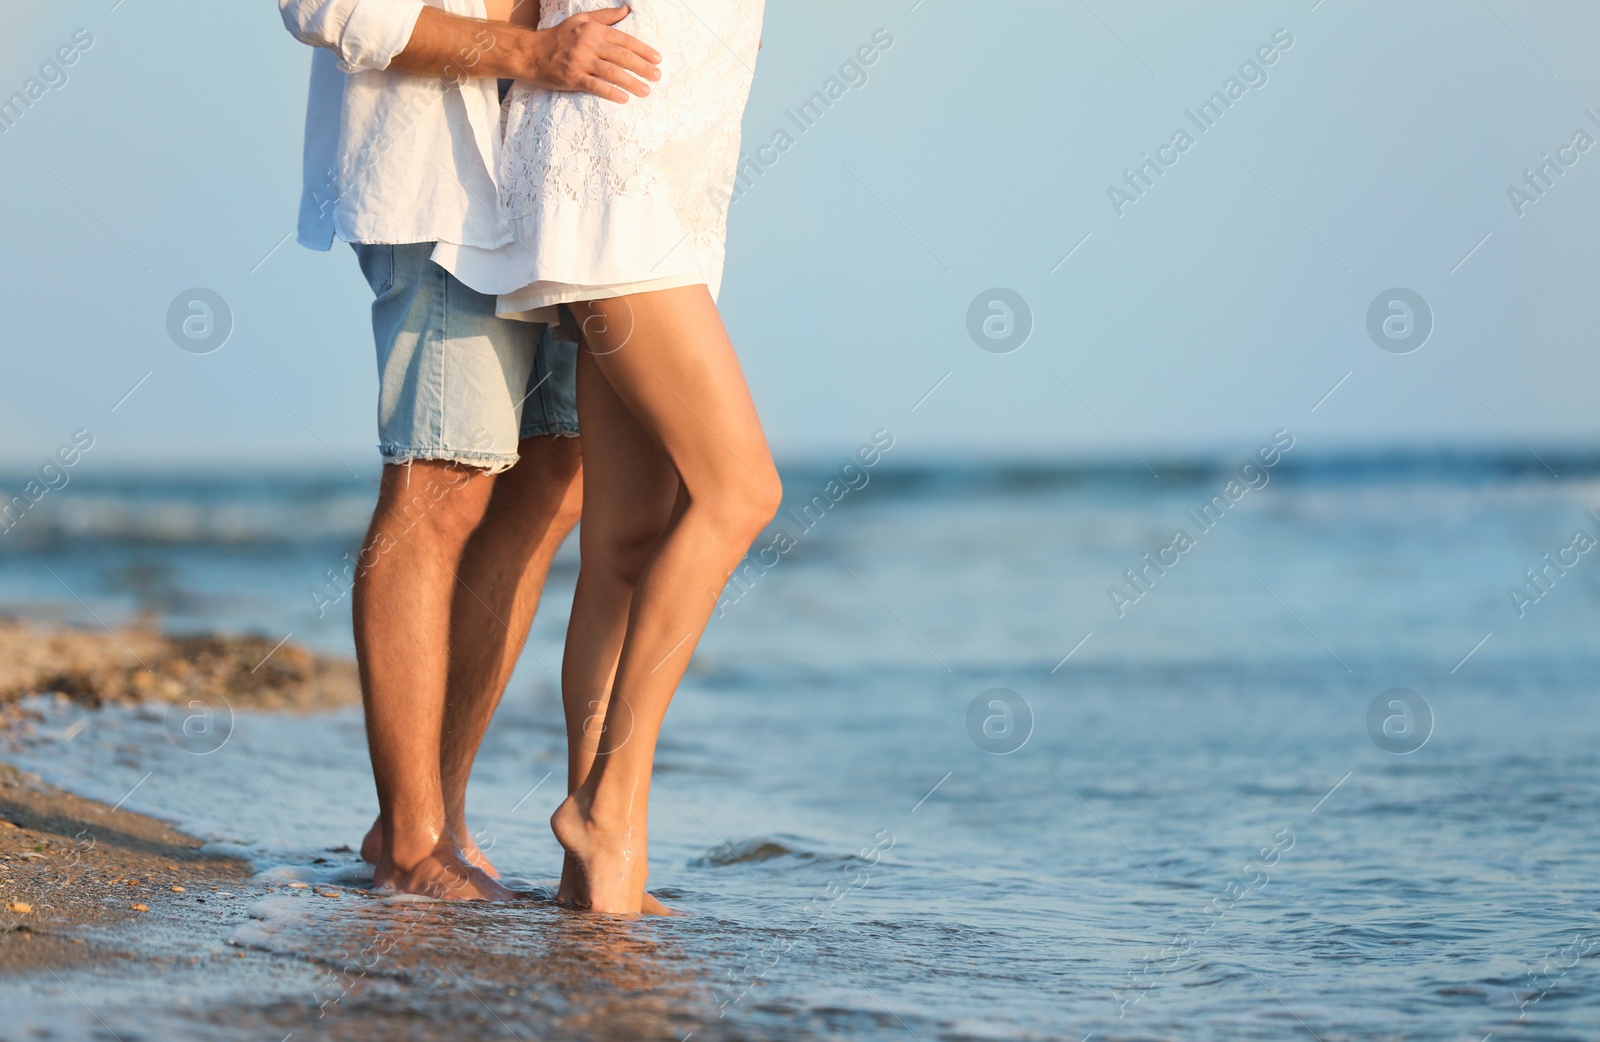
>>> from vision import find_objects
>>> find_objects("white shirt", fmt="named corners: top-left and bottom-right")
top-left (280, 0), bottom-right (512, 250)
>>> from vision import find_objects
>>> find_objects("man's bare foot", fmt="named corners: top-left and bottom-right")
top-left (551, 794), bottom-right (649, 914)
top-left (362, 817), bottom-right (501, 879)
top-left (558, 851), bottom-right (680, 915)
top-left (372, 841), bottom-right (517, 901)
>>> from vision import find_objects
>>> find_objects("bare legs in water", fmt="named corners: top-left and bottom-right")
top-left (355, 441), bottom-right (582, 899)
top-left (552, 286), bottom-right (781, 914)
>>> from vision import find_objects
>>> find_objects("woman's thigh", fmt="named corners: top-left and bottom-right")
top-left (571, 286), bottom-right (776, 498)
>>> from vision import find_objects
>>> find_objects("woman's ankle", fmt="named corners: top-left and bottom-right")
top-left (568, 777), bottom-right (644, 834)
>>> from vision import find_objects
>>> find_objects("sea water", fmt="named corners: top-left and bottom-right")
top-left (2, 455), bottom-right (1598, 1040)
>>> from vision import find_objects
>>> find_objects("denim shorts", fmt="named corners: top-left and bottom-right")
top-left (352, 242), bottom-right (578, 473)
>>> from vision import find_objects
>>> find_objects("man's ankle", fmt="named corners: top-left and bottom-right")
top-left (383, 827), bottom-right (454, 871)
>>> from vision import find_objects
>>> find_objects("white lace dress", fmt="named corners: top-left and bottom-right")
top-left (432, 0), bottom-right (765, 323)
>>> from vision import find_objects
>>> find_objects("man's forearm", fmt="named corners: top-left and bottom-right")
top-left (387, 7), bottom-right (532, 81)
top-left (384, 6), bottom-right (659, 102)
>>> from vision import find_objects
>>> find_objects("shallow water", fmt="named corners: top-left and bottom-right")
top-left (3, 456), bottom-right (1600, 1040)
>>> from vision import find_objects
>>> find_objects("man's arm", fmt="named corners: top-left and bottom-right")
top-left (279, 0), bottom-right (659, 102)
top-left (392, 6), bottom-right (659, 102)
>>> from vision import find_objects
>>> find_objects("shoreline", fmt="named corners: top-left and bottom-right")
top-left (0, 760), bottom-right (255, 974)
top-left (0, 619), bottom-right (722, 1042)
top-left (0, 764), bottom-right (726, 1042)
top-left (0, 618), bottom-right (362, 975)
top-left (5, 618), bottom-right (914, 1041)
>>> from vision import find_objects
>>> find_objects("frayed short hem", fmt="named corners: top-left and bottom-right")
top-left (379, 446), bottom-right (520, 477)
top-left (519, 425), bottom-right (581, 441)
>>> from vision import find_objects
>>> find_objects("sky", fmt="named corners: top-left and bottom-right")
top-left (3, 0), bottom-right (1600, 471)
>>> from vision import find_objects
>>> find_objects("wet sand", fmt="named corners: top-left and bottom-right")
top-left (0, 623), bottom-right (742, 1042)
top-left (0, 617), bottom-right (361, 977)
top-left (0, 760), bottom-right (253, 973)
top-left (0, 759), bottom-right (742, 1042)
top-left (0, 621), bottom-right (362, 1036)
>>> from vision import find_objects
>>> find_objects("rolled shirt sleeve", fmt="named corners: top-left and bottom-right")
top-left (279, 0), bottom-right (428, 73)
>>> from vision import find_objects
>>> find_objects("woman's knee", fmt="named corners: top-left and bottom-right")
top-left (750, 468), bottom-right (784, 528)
top-left (714, 466), bottom-right (783, 544)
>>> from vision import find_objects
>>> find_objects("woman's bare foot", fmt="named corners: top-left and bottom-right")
top-left (551, 794), bottom-right (649, 914)
top-left (642, 892), bottom-right (683, 916)
top-left (558, 851), bottom-right (680, 915)
top-left (556, 851), bottom-right (587, 906)
top-left (371, 840), bottom-right (517, 901)
top-left (361, 818), bottom-right (501, 879)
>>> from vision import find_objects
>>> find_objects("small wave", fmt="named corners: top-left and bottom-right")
top-left (235, 894), bottom-right (318, 948)
top-left (1, 495), bottom-right (375, 549)
top-left (777, 447), bottom-right (1600, 506)
top-left (691, 836), bottom-right (829, 868)
top-left (5, 449), bottom-right (1596, 556)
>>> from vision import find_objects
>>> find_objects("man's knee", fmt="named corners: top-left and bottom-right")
top-left (518, 434), bottom-right (582, 483)
top-left (372, 460), bottom-right (496, 548)
top-left (497, 435), bottom-right (584, 526)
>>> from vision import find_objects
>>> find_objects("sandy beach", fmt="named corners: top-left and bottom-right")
top-left (0, 621), bottom-right (740, 1042)
top-left (0, 759), bottom-right (254, 973)
top-left (0, 615), bottom-right (362, 974)
top-left (0, 621), bottom-right (362, 1037)
top-left (0, 766), bottom-right (750, 1042)
top-left (0, 753), bottom-right (726, 1042)
top-left (0, 617), bottom-right (361, 728)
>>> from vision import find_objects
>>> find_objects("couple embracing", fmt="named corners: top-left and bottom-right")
top-left (280, 0), bottom-right (777, 914)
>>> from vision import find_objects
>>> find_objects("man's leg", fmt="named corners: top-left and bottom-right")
top-left (349, 242), bottom-right (540, 899)
top-left (356, 441), bottom-right (581, 875)
top-left (439, 327), bottom-right (586, 862)
top-left (359, 326), bottom-right (586, 875)
top-left (354, 461), bottom-right (514, 899)
top-left (439, 434), bottom-right (583, 867)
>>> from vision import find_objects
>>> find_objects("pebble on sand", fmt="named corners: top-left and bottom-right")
top-left (129, 903), bottom-right (149, 912)
top-left (287, 882), bottom-right (308, 889)
top-left (171, 886), bottom-right (186, 892)
top-left (5, 901), bottom-right (31, 914)
top-left (319, 891), bottom-right (340, 899)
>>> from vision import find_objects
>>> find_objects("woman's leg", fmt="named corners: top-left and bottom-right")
top-left (552, 286), bottom-right (782, 913)
top-left (557, 347), bottom-right (680, 907)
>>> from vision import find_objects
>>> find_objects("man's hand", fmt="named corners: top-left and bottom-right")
top-left (516, 7), bottom-right (661, 102)
top-left (389, 6), bottom-right (660, 103)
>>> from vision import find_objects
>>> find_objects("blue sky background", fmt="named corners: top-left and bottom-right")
top-left (4, 0), bottom-right (1600, 471)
